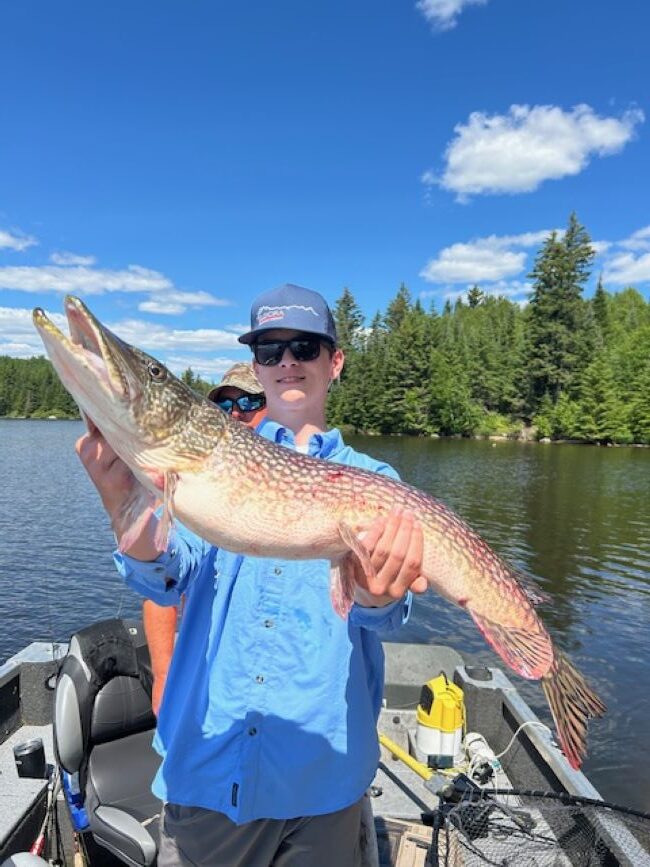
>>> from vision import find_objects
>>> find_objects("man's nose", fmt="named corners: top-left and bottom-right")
top-left (279, 346), bottom-right (298, 365)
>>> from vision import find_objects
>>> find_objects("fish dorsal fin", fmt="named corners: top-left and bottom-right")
top-left (516, 571), bottom-right (552, 606)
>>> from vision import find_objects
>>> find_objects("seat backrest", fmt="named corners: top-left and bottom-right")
top-left (54, 618), bottom-right (155, 777)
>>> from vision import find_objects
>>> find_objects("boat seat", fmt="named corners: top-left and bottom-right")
top-left (53, 618), bottom-right (162, 867)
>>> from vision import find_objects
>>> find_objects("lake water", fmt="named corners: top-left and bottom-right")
top-left (1, 419), bottom-right (649, 811)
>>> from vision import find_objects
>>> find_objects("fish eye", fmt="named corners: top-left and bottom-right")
top-left (148, 361), bottom-right (167, 383)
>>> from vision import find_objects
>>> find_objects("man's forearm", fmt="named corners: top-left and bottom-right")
top-left (143, 600), bottom-right (178, 679)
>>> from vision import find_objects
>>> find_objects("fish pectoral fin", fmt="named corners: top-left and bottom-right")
top-left (116, 485), bottom-right (157, 554)
top-left (154, 471), bottom-right (178, 552)
top-left (468, 608), bottom-right (554, 681)
top-left (330, 521), bottom-right (380, 618)
top-left (329, 553), bottom-right (360, 620)
top-left (337, 521), bottom-right (376, 582)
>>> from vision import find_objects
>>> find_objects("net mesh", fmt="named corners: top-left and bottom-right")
top-left (431, 787), bottom-right (650, 867)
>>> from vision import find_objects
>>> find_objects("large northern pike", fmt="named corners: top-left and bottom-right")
top-left (34, 296), bottom-right (605, 769)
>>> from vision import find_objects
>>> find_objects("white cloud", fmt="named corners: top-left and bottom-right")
top-left (0, 306), bottom-right (70, 358)
top-left (416, 0), bottom-right (487, 31)
top-left (0, 261), bottom-right (230, 313)
top-left (0, 264), bottom-right (172, 295)
top-left (424, 104), bottom-right (644, 200)
top-left (165, 355), bottom-right (243, 379)
top-left (0, 229), bottom-right (38, 252)
top-left (603, 252), bottom-right (650, 286)
top-left (138, 290), bottom-right (230, 315)
top-left (420, 229), bottom-right (557, 284)
top-left (50, 251), bottom-right (97, 266)
top-left (591, 240), bottom-right (612, 255)
top-left (618, 225), bottom-right (650, 252)
top-left (1, 305), bottom-right (246, 372)
top-left (594, 225), bottom-right (650, 285)
top-left (102, 318), bottom-right (242, 353)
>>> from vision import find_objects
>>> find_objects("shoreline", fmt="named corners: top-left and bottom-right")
top-left (4, 416), bottom-right (647, 448)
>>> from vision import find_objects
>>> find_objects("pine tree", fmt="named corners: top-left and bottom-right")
top-left (384, 283), bottom-right (412, 332)
top-left (576, 354), bottom-right (631, 443)
top-left (592, 275), bottom-right (610, 341)
top-left (333, 287), bottom-right (365, 353)
top-left (467, 285), bottom-right (484, 308)
top-left (526, 214), bottom-right (595, 411)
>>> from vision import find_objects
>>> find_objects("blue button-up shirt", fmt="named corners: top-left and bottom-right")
top-left (115, 421), bottom-right (411, 823)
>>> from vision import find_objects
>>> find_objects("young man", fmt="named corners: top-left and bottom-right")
top-left (76, 283), bottom-right (426, 867)
top-left (144, 362), bottom-right (266, 715)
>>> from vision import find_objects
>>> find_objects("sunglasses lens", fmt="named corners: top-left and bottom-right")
top-left (216, 395), bottom-right (264, 413)
top-left (254, 342), bottom-right (284, 366)
top-left (253, 337), bottom-right (324, 365)
top-left (290, 338), bottom-right (321, 361)
top-left (238, 396), bottom-right (264, 412)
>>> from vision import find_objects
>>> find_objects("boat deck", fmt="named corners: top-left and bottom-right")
top-left (2, 639), bottom-right (649, 866)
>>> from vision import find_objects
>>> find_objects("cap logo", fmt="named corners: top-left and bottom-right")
top-left (256, 304), bottom-right (319, 326)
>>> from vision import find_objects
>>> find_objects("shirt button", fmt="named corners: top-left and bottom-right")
top-left (274, 567), bottom-right (282, 575)
top-left (263, 619), bottom-right (274, 628)
top-left (255, 675), bottom-right (264, 684)
top-left (248, 727), bottom-right (257, 736)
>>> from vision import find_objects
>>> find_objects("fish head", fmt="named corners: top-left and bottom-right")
top-left (33, 296), bottom-right (225, 472)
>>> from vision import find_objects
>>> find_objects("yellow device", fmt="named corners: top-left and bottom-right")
top-left (415, 673), bottom-right (464, 769)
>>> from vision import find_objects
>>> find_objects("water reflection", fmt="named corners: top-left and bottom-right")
top-left (2, 422), bottom-right (649, 810)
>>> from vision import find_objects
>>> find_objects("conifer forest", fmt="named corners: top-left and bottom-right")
top-left (2, 215), bottom-right (649, 444)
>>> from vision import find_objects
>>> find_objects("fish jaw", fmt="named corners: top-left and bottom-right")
top-left (33, 302), bottom-right (126, 418)
top-left (33, 296), bottom-right (227, 478)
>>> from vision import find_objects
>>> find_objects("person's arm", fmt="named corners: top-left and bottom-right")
top-left (143, 600), bottom-right (178, 716)
top-left (76, 426), bottom-right (209, 602)
top-left (75, 426), bottom-right (160, 560)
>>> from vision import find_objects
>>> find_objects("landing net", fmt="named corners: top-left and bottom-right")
top-left (429, 784), bottom-right (650, 867)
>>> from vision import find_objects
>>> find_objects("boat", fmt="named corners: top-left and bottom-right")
top-left (1, 620), bottom-right (649, 866)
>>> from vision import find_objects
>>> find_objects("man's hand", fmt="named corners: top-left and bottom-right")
top-left (76, 425), bottom-right (137, 524)
top-left (353, 507), bottom-right (428, 607)
top-left (75, 424), bottom-right (159, 559)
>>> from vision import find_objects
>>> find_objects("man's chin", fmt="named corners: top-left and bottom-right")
top-left (278, 388), bottom-right (308, 404)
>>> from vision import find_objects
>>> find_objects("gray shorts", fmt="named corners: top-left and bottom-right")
top-left (158, 798), bottom-right (365, 867)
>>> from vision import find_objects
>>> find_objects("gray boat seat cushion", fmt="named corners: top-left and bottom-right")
top-left (1, 856), bottom-right (50, 867)
top-left (53, 619), bottom-right (162, 867)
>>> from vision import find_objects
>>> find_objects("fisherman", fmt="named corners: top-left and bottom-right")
top-left (144, 362), bottom-right (266, 715)
top-left (76, 283), bottom-right (427, 867)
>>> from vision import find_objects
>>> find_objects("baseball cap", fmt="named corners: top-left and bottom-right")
top-left (238, 283), bottom-right (337, 346)
top-left (207, 363), bottom-right (264, 403)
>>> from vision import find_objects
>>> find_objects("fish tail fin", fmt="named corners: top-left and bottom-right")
top-left (542, 652), bottom-right (606, 770)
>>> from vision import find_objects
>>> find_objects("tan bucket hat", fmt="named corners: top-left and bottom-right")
top-left (207, 362), bottom-right (264, 403)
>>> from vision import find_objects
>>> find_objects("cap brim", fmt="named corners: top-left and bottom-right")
top-left (238, 327), bottom-right (335, 345)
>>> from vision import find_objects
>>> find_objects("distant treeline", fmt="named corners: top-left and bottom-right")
top-left (328, 213), bottom-right (650, 445)
top-left (0, 361), bottom-right (213, 420)
top-left (2, 214), bottom-right (649, 443)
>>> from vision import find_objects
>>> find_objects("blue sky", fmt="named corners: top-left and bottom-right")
top-left (1, 0), bottom-right (648, 379)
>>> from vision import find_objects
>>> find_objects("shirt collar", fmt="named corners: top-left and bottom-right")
top-left (256, 418), bottom-right (344, 459)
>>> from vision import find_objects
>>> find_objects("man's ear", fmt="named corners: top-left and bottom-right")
top-left (331, 348), bottom-right (345, 381)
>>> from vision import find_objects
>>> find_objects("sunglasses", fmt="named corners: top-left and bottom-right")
top-left (214, 394), bottom-right (265, 414)
top-left (252, 336), bottom-right (333, 366)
